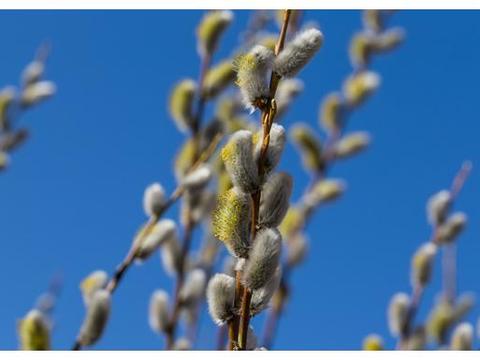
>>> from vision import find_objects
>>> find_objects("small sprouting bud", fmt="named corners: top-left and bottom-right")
top-left (21, 81), bottom-right (56, 107)
top-left (259, 172), bottom-right (293, 228)
top-left (362, 334), bottom-right (383, 350)
top-left (320, 92), bottom-right (343, 134)
top-left (426, 190), bottom-right (451, 226)
top-left (334, 132), bottom-right (371, 159)
top-left (135, 219), bottom-right (177, 262)
top-left (181, 165), bottom-right (212, 191)
top-left (374, 28), bottom-right (405, 53)
top-left (206, 273), bottom-right (236, 325)
top-left (179, 269), bottom-right (207, 306)
top-left (450, 322), bottom-right (473, 350)
top-left (169, 79), bottom-right (197, 133)
top-left (254, 123), bottom-right (286, 175)
top-left (212, 187), bottom-right (251, 258)
top-left (243, 228), bottom-right (282, 290)
top-left (221, 130), bottom-right (259, 194)
top-left (77, 289), bottom-right (111, 347)
top-left (275, 78), bottom-right (304, 119)
top-left (143, 183), bottom-right (167, 218)
top-left (22, 61), bottom-right (44, 86)
top-left (286, 232), bottom-right (308, 267)
top-left (406, 326), bottom-right (427, 350)
top-left (411, 243), bottom-right (437, 288)
top-left (149, 290), bottom-right (169, 334)
top-left (174, 338), bottom-right (192, 350)
top-left (202, 60), bottom-right (235, 99)
top-left (436, 212), bottom-right (467, 245)
top-left (290, 124), bottom-right (324, 172)
top-left (161, 237), bottom-right (182, 277)
top-left (388, 292), bottom-right (410, 336)
top-left (362, 10), bottom-right (383, 32)
top-left (273, 28), bottom-right (323, 78)
top-left (250, 267), bottom-right (281, 316)
top-left (80, 270), bottom-right (108, 306)
top-left (343, 71), bottom-right (381, 107)
top-left (197, 10), bottom-right (233, 57)
top-left (234, 45), bottom-right (274, 112)
top-left (18, 309), bottom-right (50, 350)
top-left (304, 179), bottom-right (345, 209)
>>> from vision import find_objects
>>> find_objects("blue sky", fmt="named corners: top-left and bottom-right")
top-left (0, 10), bottom-right (479, 350)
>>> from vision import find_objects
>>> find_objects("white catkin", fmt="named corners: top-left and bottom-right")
top-left (259, 172), bottom-right (293, 227)
top-left (160, 234), bottom-right (182, 276)
top-left (243, 228), bottom-right (282, 290)
top-left (181, 165), bottom-right (212, 191)
top-left (206, 273), bottom-right (236, 325)
top-left (80, 270), bottom-right (108, 306)
top-left (437, 212), bottom-right (467, 244)
top-left (411, 242), bottom-right (437, 287)
top-left (179, 268), bottom-right (207, 306)
top-left (236, 45), bottom-right (274, 112)
top-left (22, 61), bottom-right (44, 86)
top-left (426, 190), bottom-right (451, 226)
top-left (250, 267), bottom-right (282, 316)
top-left (273, 28), bottom-right (323, 78)
top-left (255, 123), bottom-right (286, 175)
top-left (148, 290), bottom-right (170, 334)
top-left (388, 292), bottom-right (410, 336)
top-left (222, 130), bottom-right (259, 194)
top-left (78, 289), bottom-right (111, 347)
top-left (135, 219), bottom-right (177, 261)
top-left (21, 81), bottom-right (56, 106)
top-left (450, 322), bottom-right (473, 350)
top-left (286, 232), bottom-right (308, 267)
top-left (143, 183), bottom-right (167, 218)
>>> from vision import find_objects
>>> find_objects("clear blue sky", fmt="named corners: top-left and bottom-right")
top-left (0, 10), bottom-right (479, 350)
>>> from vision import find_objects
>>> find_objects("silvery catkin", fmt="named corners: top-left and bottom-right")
top-left (80, 270), bottom-right (108, 306)
top-left (243, 228), bottom-right (282, 290)
top-left (206, 273), bottom-right (236, 325)
top-left (259, 172), bottom-right (293, 227)
top-left (77, 289), bottom-right (111, 347)
top-left (135, 219), bottom-right (177, 261)
top-left (273, 28), bottom-right (323, 78)
top-left (149, 290), bottom-right (170, 333)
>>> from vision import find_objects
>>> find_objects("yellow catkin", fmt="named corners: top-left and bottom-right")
top-left (320, 92), bottom-right (342, 133)
top-left (18, 310), bottom-right (50, 350)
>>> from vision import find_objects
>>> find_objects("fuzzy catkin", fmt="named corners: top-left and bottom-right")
top-left (80, 270), bottom-right (108, 306)
top-left (334, 132), bottom-right (371, 159)
top-left (426, 190), bottom-right (451, 226)
top-left (160, 231), bottom-right (182, 276)
top-left (275, 78), bottom-right (304, 119)
top-left (290, 124), bottom-right (323, 172)
top-left (343, 71), bottom-right (381, 106)
top-left (202, 60), bottom-right (235, 99)
top-left (212, 187), bottom-right (251, 258)
top-left (234, 45), bottom-right (274, 112)
top-left (179, 269), bottom-right (207, 306)
top-left (254, 123), bottom-right (286, 175)
top-left (143, 183), bottom-right (167, 218)
top-left (259, 172), bottom-right (293, 228)
top-left (286, 232), bottom-right (308, 267)
top-left (273, 28), bottom-right (323, 78)
top-left (221, 130), bottom-right (259, 194)
top-left (149, 290), bottom-right (169, 334)
top-left (243, 228), bottom-right (282, 290)
top-left (196, 10), bottom-right (233, 57)
top-left (169, 79), bottom-right (197, 133)
top-left (320, 92), bottom-right (343, 134)
top-left (135, 219), bottom-right (177, 261)
top-left (181, 165), bottom-right (212, 191)
top-left (388, 292), bottom-right (410, 337)
top-left (78, 289), bottom-right (111, 347)
top-left (206, 273), bottom-right (236, 325)
top-left (450, 322), bottom-right (473, 350)
top-left (411, 242), bottom-right (437, 287)
top-left (21, 81), bottom-right (56, 107)
top-left (18, 309), bottom-right (50, 350)
top-left (436, 212), bottom-right (467, 244)
top-left (362, 334), bottom-right (384, 350)
top-left (250, 267), bottom-right (282, 316)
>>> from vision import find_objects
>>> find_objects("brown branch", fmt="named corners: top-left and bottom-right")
top-left (236, 9), bottom-right (292, 351)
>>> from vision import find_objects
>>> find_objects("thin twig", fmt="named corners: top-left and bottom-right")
top-left (236, 9), bottom-right (292, 351)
